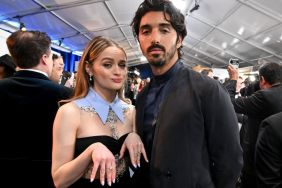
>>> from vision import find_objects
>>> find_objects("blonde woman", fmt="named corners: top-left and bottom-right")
top-left (52, 36), bottom-right (148, 188)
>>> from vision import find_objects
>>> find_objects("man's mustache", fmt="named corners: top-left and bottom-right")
top-left (147, 44), bottom-right (165, 53)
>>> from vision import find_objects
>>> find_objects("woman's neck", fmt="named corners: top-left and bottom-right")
top-left (92, 86), bottom-right (116, 103)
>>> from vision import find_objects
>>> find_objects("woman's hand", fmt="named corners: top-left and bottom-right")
top-left (119, 132), bottom-right (149, 168)
top-left (90, 143), bottom-right (116, 186)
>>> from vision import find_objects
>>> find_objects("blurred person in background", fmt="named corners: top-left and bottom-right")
top-left (0, 54), bottom-right (16, 79)
top-left (50, 53), bottom-right (64, 84)
top-left (0, 30), bottom-right (73, 187)
top-left (255, 112), bottom-right (282, 188)
top-left (227, 62), bottom-right (282, 188)
top-left (200, 68), bottom-right (214, 78)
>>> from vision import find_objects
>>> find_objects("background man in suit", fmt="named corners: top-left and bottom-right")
top-left (255, 112), bottom-right (282, 188)
top-left (227, 62), bottom-right (282, 188)
top-left (0, 30), bottom-right (72, 187)
top-left (130, 0), bottom-right (243, 187)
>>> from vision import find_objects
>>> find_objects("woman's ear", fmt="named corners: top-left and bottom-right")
top-left (85, 61), bottom-right (93, 75)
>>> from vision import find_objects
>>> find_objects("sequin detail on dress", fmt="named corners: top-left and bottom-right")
top-left (106, 107), bottom-right (119, 139)
top-left (80, 106), bottom-right (130, 140)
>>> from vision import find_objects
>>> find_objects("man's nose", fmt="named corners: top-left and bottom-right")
top-left (150, 30), bottom-right (161, 44)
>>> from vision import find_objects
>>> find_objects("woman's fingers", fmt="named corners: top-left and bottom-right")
top-left (99, 161), bottom-right (106, 186)
top-left (90, 159), bottom-right (116, 186)
top-left (141, 145), bottom-right (149, 163)
top-left (106, 162), bottom-right (117, 186)
top-left (136, 142), bottom-right (142, 167)
top-left (90, 161), bottom-right (99, 182)
top-left (128, 145), bottom-right (137, 168)
top-left (111, 163), bottom-right (116, 184)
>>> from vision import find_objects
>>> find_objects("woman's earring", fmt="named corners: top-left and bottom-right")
top-left (89, 74), bottom-right (93, 82)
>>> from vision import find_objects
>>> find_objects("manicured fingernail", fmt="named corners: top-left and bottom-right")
top-left (108, 181), bottom-right (112, 186)
top-left (101, 181), bottom-right (105, 186)
top-left (113, 179), bottom-right (115, 184)
top-left (90, 178), bottom-right (94, 182)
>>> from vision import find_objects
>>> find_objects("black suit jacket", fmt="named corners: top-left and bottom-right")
top-left (255, 112), bottom-right (282, 188)
top-left (0, 70), bottom-right (72, 187)
top-left (134, 64), bottom-right (243, 188)
top-left (230, 84), bottom-right (282, 187)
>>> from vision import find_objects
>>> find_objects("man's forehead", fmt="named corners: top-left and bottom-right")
top-left (140, 11), bottom-right (171, 25)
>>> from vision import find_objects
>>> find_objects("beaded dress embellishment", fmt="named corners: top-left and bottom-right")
top-left (105, 107), bottom-right (119, 139)
top-left (80, 106), bottom-right (129, 139)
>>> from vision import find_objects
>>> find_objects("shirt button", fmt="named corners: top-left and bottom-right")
top-left (166, 170), bottom-right (172, 178)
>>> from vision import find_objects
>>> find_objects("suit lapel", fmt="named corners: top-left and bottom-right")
top-left (136, 83), bottom-right (150, 136)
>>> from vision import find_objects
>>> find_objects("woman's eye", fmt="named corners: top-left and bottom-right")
top-left (103, 63), bottom-right (112, 68)
top-left (119, 63), bottom-right (126, 69)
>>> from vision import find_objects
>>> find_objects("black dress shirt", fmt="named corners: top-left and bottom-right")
top-left (142, 60), bottom-right (183, 158)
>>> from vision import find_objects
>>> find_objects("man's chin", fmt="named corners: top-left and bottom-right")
top-left (149, 60), bottom-right (165, 67)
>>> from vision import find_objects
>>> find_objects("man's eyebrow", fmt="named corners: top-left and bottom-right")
top-left (159, 23), bottom-right (171, 27)
top-left (140, 24), bottom-right (151, 30)
top-left (140, 22), bottom-right (171, 29)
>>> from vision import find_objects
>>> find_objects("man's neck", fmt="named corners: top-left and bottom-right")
top-left (20, 68), bottom-right (49, 78)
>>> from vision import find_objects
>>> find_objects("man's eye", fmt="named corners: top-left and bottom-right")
top-left (161, 29), bottom-right (169, 33)
top-left (141, 30), bottom-right (149, 35)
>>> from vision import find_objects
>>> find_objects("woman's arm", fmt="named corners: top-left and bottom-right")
top-left (52, 103), bottom-right (116, 187)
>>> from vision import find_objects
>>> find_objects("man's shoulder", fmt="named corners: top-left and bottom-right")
top-left (177, 66), bottom-right (220, 87)
top-left (263, 112), bottom-right (282, 130)
top-left (0, 77), bottom-right (16, 90)
top-left (45, 81), bottom-right (73, 96)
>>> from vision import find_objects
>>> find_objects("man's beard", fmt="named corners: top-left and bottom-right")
top-left (148, 47), bottom-right (176, 67)
top-left (146, 42), bottom-right (178, 68)
top-left (149, 54), bottom-right (165, 67)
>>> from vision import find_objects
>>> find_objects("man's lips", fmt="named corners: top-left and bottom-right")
top-left (147, 44), bottom-right (165, 53)
top-left (149, 48), bottom-right (164, 55)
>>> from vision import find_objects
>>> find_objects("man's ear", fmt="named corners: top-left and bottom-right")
top-left (260, 76), bottom-right (266, 84)
top-left (42, 54), bottom-right (47, 64)
top-left (259, 76), bottom-right (267, 89)
top-left (176, 36), bottom-right (183, 49)
top-left (41, 54), bottom-right (49, 65)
